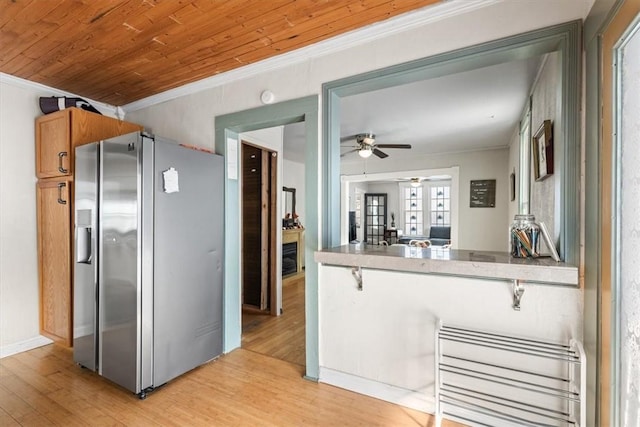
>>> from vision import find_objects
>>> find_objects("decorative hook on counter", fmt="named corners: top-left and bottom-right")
top-left (351, 266), bottom-right (363, 291)
top-left (512, 279), bottom-right (524, 311)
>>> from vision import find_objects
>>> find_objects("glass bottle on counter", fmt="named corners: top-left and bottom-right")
top-left (510, 214), bottom-right (540, 258)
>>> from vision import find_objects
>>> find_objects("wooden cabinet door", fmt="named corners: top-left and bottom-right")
top-left (35, 111), bottom-right (71, 179)
top-left (35, 108), bottom-right (143, 180)
top-left (36, 178), bottom-right (73, 345)
top-left (34, 108), bottom-right (142, 347)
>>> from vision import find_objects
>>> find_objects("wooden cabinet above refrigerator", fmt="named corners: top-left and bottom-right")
top-left (35, 108), bottom-right (142, 179)
top-left (35, 108), bottom-right (142, 346)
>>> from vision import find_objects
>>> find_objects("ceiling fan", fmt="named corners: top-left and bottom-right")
top-left (341, 133), bottom-right (412, 159)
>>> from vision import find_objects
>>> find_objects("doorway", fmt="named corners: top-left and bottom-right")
top-left (241, 271), bottom-right (306, 367)
top-left (241, 142), bottom-right (277, 314)
top-left (215, 95), bottom-right (319, 379)
top-left (364, 193), bottom-right (387, 244)
top-left (239, 124), bottom-right (307, 369)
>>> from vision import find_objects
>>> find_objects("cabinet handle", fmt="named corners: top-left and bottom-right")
top-left (58, 151), bottom-right (68, 173)
top-left (57, 182), bottom-right (67, 205)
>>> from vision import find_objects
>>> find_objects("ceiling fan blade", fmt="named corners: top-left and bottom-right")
top-left (340, 148), bottom-right (359, 157)
top-left (375, 144), bottom-right (412, 149)
top-left (373, 148), bottom-right (388, 158)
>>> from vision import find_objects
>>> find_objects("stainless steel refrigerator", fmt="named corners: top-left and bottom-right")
top-left (73, 132), bottom-right (223, 398)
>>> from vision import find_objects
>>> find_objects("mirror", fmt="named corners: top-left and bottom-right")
top-left (283, 186), bottom-right (296, 228)
top-left (324, 21), bottom-right (580, 265)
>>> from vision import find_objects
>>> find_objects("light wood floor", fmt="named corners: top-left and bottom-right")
top-left (1, 272), bottom-right (463, 426)
top-left (242, 271), bottom-right (305, 367)
top-left (0, 344), bottom-right (460, 426)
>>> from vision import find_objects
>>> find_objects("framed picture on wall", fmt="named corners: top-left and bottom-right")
top-left (470, 179), bottom-right (496, 208)
top-left (532, 120), bottom-right (553, 181)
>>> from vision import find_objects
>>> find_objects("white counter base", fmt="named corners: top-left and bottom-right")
top-left (317, 265), bottom-right (583, 415)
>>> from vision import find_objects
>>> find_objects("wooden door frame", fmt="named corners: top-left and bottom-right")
top-left (241, 141), bottom-right (278, 315)
top-left (268, 150), bottom-right (278, 315)
top-left (600, 0), bottom-right (640, 424)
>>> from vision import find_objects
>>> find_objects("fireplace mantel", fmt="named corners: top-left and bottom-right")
top-left (282, 228), bottom-right (304, 275)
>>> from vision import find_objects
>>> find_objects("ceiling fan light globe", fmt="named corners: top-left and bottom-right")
top-left (358, 148), bottom-right (373, 158)
top-left (410, 178), bottom-right (421, 187)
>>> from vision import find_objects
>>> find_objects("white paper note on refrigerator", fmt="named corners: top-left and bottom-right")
top-left (163, 167), bottom-right (180, 193)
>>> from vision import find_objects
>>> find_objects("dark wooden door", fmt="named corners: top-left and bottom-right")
top-left (364, 193), bottom-right (387, 245)
top-left (242, 143), bottom-right (277, 313)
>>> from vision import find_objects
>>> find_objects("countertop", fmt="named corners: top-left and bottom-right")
top-left (314, 244), bottom-right (578, 286)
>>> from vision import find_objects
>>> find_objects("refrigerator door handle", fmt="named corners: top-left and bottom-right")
top-left (76, 227), bottom-right (92, 264)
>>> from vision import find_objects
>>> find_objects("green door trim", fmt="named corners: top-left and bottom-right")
top-left (322, 20), bottom-right (582, 266)
top-left (215, 95), bottom-right (320, 380)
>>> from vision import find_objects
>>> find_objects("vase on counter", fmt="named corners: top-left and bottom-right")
top-left (510, 214), bottom-right (540, 258)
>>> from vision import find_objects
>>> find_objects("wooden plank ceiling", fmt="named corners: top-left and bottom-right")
top-left (0, 0), bottom-right (441, 106)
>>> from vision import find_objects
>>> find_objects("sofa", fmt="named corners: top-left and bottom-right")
top-left (428, 226), bottom-right (451, 246)
top-left (396, 226), bottom-right (451, 247)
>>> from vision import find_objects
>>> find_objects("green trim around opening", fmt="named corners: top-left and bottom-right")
top-left (322, 20), bottom-right (582, 266)
top-left (215, 95), bottom-right (320, 380)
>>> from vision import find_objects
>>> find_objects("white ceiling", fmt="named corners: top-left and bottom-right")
top-left (283, 54), bottom-right (544, 164)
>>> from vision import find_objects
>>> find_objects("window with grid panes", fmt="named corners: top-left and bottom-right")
top-left (430, 185), bottom-right (450, 226)
top-left (404, 187), bottom-right (422, 235)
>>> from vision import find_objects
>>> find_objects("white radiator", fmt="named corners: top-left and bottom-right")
top-left (435, 322), bottom-right (586, 426)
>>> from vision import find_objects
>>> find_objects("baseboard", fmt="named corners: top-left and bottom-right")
top-left (319, 367), bottom-right (435, 414)
top-left (0, 335), bottom-right (53, 359)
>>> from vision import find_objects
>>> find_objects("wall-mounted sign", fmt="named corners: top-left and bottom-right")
top-left (470, 179), bottom-right (496, 208)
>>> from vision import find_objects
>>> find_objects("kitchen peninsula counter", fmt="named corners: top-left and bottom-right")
top-left (315, 245), bottom-right (583, 414)
top-left (315, 244), bottom-right (578, 286)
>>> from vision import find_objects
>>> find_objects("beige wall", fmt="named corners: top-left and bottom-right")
top-left (530, 52), bottom-right (561, 241)
top-left (342, 148), bottom-right (510, 251)
top-left (0, 76), bottom-right (116, 354)
top-left (283, 158), bottom-right (306, 227)
top-left (0, 80), bottom-right (41, 350)
top-left (506, 51), bottom-right (561, 255)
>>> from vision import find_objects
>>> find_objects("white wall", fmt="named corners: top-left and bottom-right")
top-left (0, 75), bottom-right (117, 354)
top-left (1, 0), bottom-right (590, 353)
top-left (282, 158), bottom-right (305, 227)
top-left (343, 148), bottom-right (510, 251)
top-left (348, 182), bottom-right (369, 242)
top-left (0, 80), bottom-right (41, 350)
top-left (507, 52), bottom-right (561, 256)
top-left (530, 52), bottom-right (560, 241)
top-left (508, 127), bottom-right (520, 225)
top-left (319, 265), bottom-right (583, 413)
